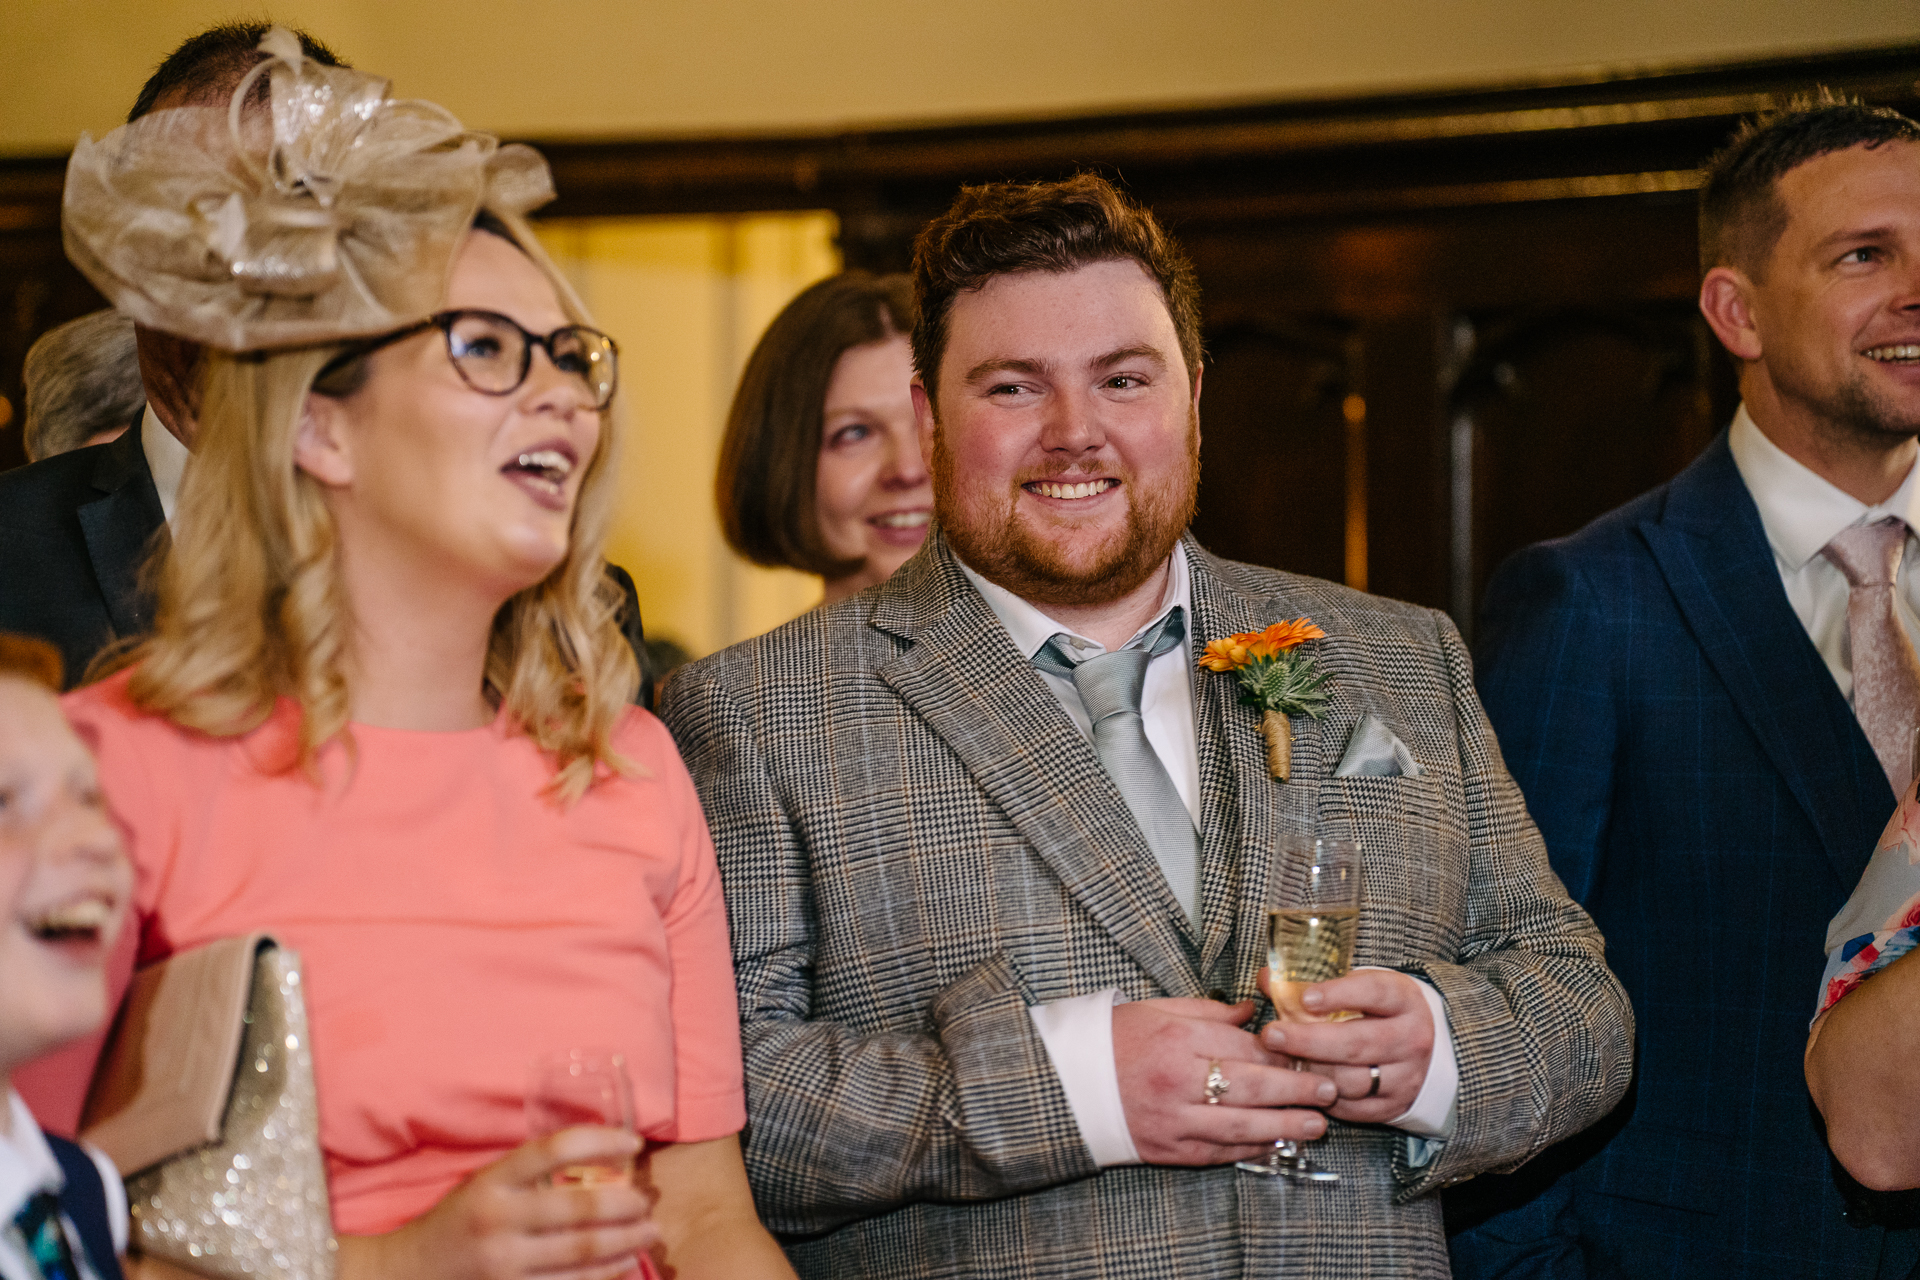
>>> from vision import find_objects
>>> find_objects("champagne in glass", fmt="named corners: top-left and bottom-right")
top-left (1265, 904), bottom-right (1359, 1023)
top-left (527, 1047), bottom-right (638, 1186)
top-left (1238, 835), bottom-right (1361, 1181)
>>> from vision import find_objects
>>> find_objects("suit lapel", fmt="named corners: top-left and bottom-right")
top-left (77, 418), bottom-right (166, 641)
top-left (873, 535), bottom-right (1201, 998)
top-left (1186, 546), bottom-right (1381, 988)
top-left (1641, 434), bottom-right (1888, 889)
top-left (1188, 544), bottom-right (1319, 983)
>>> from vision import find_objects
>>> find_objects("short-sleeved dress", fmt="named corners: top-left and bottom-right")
top-left (65, 670), bottom-right (745, 1239)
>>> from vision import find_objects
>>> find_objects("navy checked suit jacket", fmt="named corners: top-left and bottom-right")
top-left (663, 529), bottom-right (1630, 1280)
top-left (1453, 431), bottom-right (1920, 1279)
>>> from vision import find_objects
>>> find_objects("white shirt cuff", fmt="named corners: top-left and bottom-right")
top-left (1359, 967), bottom-right (1458, 1139)
top-left (1029, 973), bottom-right (1456, 1171)
top-left (1028, 988), bottom-right (1141, 1166)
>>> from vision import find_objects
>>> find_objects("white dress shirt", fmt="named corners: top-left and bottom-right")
top-left (0, 1092), bottom-right (127, 1280)
top-left (1728, 405), bottom-right (1920, 703)
top-left (139, 404), bottom-right (190, 525)
top-left (955, 545), bottom-right (1458, 1166)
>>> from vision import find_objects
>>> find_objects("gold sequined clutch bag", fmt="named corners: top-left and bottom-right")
top-left (81, 934), bottom-right (337, 1280)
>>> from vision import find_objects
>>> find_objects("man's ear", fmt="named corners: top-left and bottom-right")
top-left (1700, 267), bottom-right (1764, 363)
top-left (133, 325), bottom-right (205, 449)
top-left (293, 392), bottom-right (353, 487)
top-left (1189, 363), bottom-right (1203, 449)
top-left (911, 378), bottom-right (937, 455)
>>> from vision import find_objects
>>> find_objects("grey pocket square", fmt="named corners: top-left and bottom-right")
top-left (1334, 713), bottom-right (1424, 778)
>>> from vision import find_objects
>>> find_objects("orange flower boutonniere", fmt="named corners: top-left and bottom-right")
top-left (1197, 618), bottom-right (1330, 780)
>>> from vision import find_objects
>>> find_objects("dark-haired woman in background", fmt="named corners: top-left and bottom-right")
top-left (715, 272), bottom-right (928, 607)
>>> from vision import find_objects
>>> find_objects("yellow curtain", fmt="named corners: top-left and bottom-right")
top-left (536, 213), bottom-right (840, 658)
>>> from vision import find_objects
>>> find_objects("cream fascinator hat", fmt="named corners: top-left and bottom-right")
top-left (63, 27), bottom-right (556, 352)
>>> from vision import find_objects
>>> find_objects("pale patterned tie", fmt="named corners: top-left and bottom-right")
top-left (1032, 608), bottom-right (1202, 926)
top-left (1823, 517), bottom-right (1920, 792)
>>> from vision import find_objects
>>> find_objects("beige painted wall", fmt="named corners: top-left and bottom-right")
top-left (4, 0), bottom-right (1919, 154)
top-left (536, 213), bottom-right (837, 658)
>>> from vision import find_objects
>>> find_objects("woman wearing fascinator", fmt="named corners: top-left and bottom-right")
top-left (60, 30), bottom-right (793, 1280)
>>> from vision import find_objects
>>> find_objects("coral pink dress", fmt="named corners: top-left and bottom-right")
top-left (65, 670), bottom-right (745, 1238)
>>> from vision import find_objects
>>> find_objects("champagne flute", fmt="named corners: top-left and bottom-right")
top-left (1237, 834), bottom-right (1361, 1181)
top-left (526, 1047), bottom-right (638, 1187)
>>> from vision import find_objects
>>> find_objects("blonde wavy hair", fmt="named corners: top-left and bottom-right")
top-left (108, 214), bottom-right (637, 803)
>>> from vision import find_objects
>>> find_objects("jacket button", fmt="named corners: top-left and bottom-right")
top-left (1207, 987), bottom-right (1228, 1003)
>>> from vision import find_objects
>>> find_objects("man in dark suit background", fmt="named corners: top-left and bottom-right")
top-left (21, 310), bottom-right (143, 462)
top-left (1452, 97), bottom-right (1920, 1278)
top-left (0, 24), bottom-right (344, 689)
top-left (0, 24), bottom-right (652, 702)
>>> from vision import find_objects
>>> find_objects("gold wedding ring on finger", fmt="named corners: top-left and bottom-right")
top-left (1204, 1059), bottom-right (1230, 1105)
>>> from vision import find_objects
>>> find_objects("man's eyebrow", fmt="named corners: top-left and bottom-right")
top-left (963, 356), bottom-right (1051, 384)
top-left (1816, 225), bottom-right (1898, 251)
top-left (1093, 345), bottom-right (1169, 370)
top-left (961, 346), bottom-right (1170, 385)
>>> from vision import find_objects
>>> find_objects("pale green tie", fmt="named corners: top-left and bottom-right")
top-left (1033, 608), bottom-right (1201, 925)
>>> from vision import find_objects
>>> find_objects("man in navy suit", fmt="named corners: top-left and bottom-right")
top-left (1451, 99), bottom-right (1920, 1278)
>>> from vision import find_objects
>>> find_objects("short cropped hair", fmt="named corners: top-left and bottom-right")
top-left (909, 172), bottom-right (1203, 403)
top-left (0, 634), bottom-right (63, 693)
top-left (1700, 90), bottom-right (1920, 278)
top-left (716, 271), bottom-right (915, 579)
top-left (23, 310), bottom-right (144, 462)
top-left (127, 22), bottom-right (345, 122)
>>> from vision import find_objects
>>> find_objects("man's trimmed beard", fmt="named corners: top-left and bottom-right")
top-left (1824, 365), bottom-right (1920, 448)
top-left (932, 406), bottom-right (1200, 608)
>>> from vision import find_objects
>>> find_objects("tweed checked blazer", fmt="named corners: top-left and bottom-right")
top-left (661, 530), bottom-right (1631, 1280)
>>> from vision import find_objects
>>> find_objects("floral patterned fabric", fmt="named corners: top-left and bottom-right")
top-left (1818, 777), bottom-right (1920, 1019)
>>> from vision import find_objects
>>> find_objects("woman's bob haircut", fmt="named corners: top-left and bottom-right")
top-left (715, 270), bottom-right (914, 580)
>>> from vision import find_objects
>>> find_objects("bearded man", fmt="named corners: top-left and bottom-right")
top-left (660, 172), bottom-right (1631, 1280)
top-left (1454, 98), bottom-right (1920, 1278)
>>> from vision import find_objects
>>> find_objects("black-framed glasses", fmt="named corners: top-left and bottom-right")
top-left (319, 309), bottom-right (619, 409)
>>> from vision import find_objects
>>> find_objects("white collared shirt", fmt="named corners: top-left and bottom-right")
top-left (139, 403), bottom-right (190, 524)
top-left (958, 546), bottom-right (1202, 822)
top-left (1728, 404), bottom-right (1920, 703)
top-left (955, 545), bottom-right (1458, 1165)
top-left (0, 1092), bottom-right (128, 1280)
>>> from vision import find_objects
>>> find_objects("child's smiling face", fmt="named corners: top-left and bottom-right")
top-left (0, 675), bottom-right (130, 1078)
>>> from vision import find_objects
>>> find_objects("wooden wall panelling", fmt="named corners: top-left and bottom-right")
top-left (1174, 191), bottom-right (1718, 616)
top-left (0, 43), bottom-right (1911, 625)
top-left (0, 226), bottom-right (109, 472)
top-left (1446, 302), bottom-right (1733, 640)
top-left (510, 44), bottom-right (1920, 227)
top-left (1188, 311), bottom-right (1356, 587)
